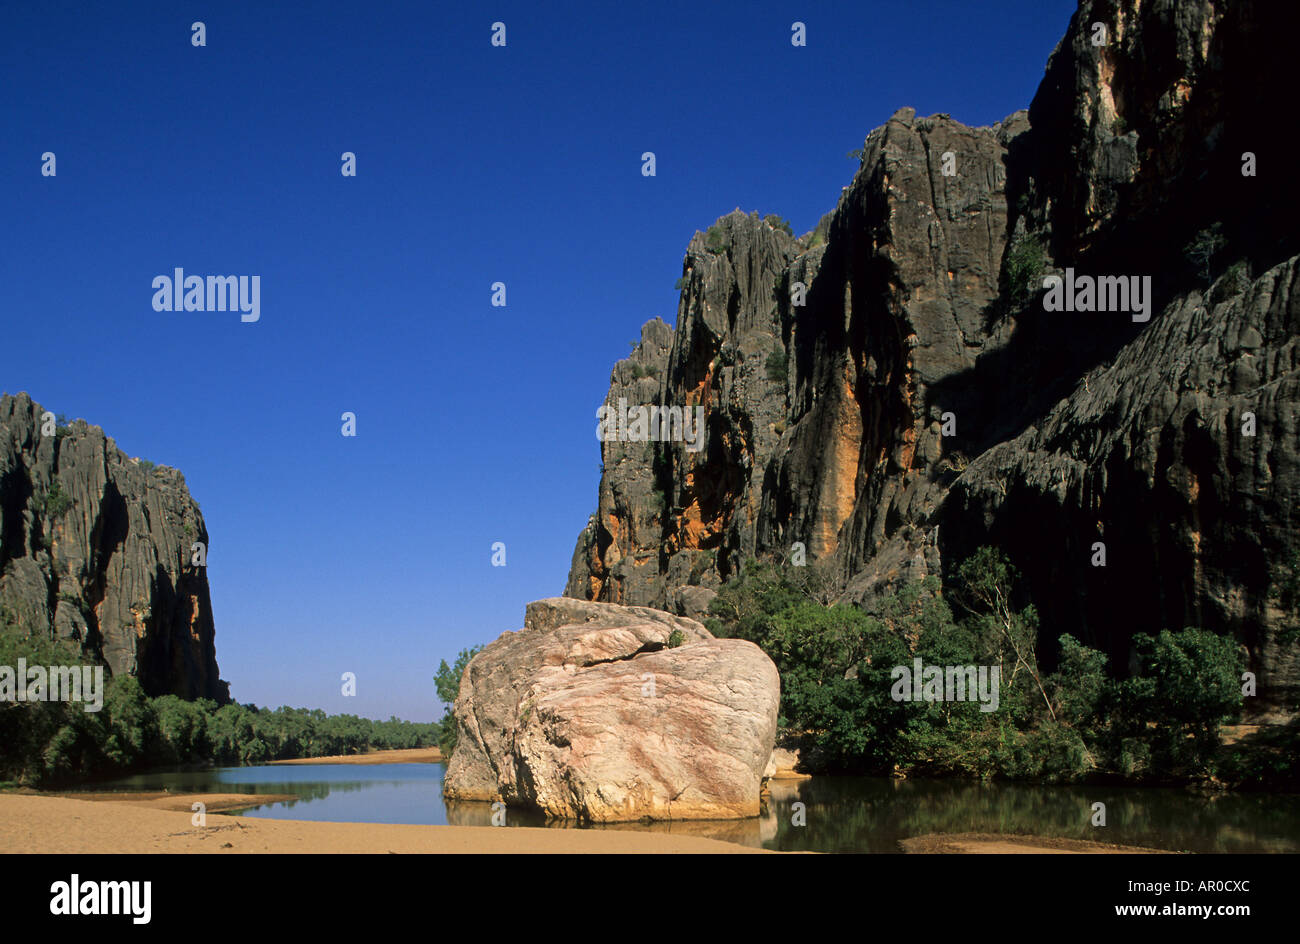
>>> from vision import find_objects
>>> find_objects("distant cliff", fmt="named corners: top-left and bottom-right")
top-left (566, 0), bottom-right (1299, 719)
top-left (0, 392), bottom-right (227, 701)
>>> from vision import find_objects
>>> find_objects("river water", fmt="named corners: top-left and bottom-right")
top-left (91, 762), bottom-right (1300, 853)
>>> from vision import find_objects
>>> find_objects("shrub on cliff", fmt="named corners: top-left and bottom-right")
top-left (1002, 233), bottom-right (1046, 309)
top-left (763, 214), bottom-right (794, 236)
top-left (765, 351), bottom-right (788, 384)
top-left (1185, 223), bottom-right (1227, 286)
top-left (42, 479), bottom-right (72, 519)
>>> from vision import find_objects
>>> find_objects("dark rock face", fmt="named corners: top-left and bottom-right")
top-left (0, 392), bottom-right (227, 702)
top-left (944, 257), bottom-right (1300, 722)
top-left (567, 109), bottom-right (1024, 607)
top-left (1021, 0), bottom-right (1297, 282)
top-left (567, 0), bottom-right (1299, 719)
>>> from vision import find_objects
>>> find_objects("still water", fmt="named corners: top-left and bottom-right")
top-left (92, 763), bottom-right (1300, 853)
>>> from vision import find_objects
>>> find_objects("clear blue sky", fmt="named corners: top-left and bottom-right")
top-left (0, 0), bottom-right (1078, 721)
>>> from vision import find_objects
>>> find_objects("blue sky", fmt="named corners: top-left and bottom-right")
top-left (0, 0), bottom-right (1078, 721)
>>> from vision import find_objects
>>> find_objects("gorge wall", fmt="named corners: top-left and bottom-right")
top-left (0, 392), bottom-right (227, 702)
top-left (565, 0), bottom-right (1299, 719)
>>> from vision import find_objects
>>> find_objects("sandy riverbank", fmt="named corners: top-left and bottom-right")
top-left (0, 792), bottom-right (1176, 854)
top-left (45, 792), bottom-right (298, 813)
top-left (0, 794), bottom-right (768, 853)
top-left (268, 747), bottom-right (442, 765)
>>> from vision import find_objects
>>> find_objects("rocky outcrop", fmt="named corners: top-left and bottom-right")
top-left (443, 598), bottom-right (780, 821)
top-left (764, 747), bottom-right (810, 781)
top-left (566, 0), bottom-right (1300, 718)
top-left (944, 256), bottom-right (1300, 721)
top-left (567, 107), bottom-right (1025, 608)
top-left (0, 392), bottom-right (227, 701)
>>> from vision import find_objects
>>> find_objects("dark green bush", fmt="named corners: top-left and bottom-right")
top-left (42, 479), bottom-right (72, 519)
top-left (704, 549), bottom-right (1249, 785)
top-left (1003, 234), bottom-right (1046, 309)
top-left (765, 350), bottom-right (788, 384)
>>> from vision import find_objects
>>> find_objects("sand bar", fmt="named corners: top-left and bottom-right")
top-left (0, 794), bottom-right (768, 853)
top-left (268, 747), bottom-right (442, 765)
top-left (45, 792), bottom-right (297, 813)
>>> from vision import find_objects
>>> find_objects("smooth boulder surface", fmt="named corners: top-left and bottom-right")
top-left (443, 598), bottom-right (780, 822)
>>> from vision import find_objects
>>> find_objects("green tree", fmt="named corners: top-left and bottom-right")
top-left (1114, 628), bottom-right (1244, 776)
top-left (102, 676), bottom-right (159, 770)
top-left (1185, 223), bottom-right (1226, 285)
top-left (954, 547), bottom-right (1054, 723)
top-left (706, 560), bottom-right (917, 772)
top-left (241, 736), bottom-right (270, 765)
top-left (435, 646), bottom-right (483, 758)
top-left (153, 695), bottom-right (211, 764)
top-left (1045, 634), bottom-right (1109, 732)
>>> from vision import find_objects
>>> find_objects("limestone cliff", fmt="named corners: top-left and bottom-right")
top-left (566, 0), bottom-right (1299, 718)
top-left (0, 392), bottom-right (228, 701)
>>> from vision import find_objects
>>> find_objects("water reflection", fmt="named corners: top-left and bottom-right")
top-left (444, 798), bottom-right (777, 846)
top-left (755, 778), bottom-right (1300, 853)
top-left (88, 764), bottom-right (1300, 853)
